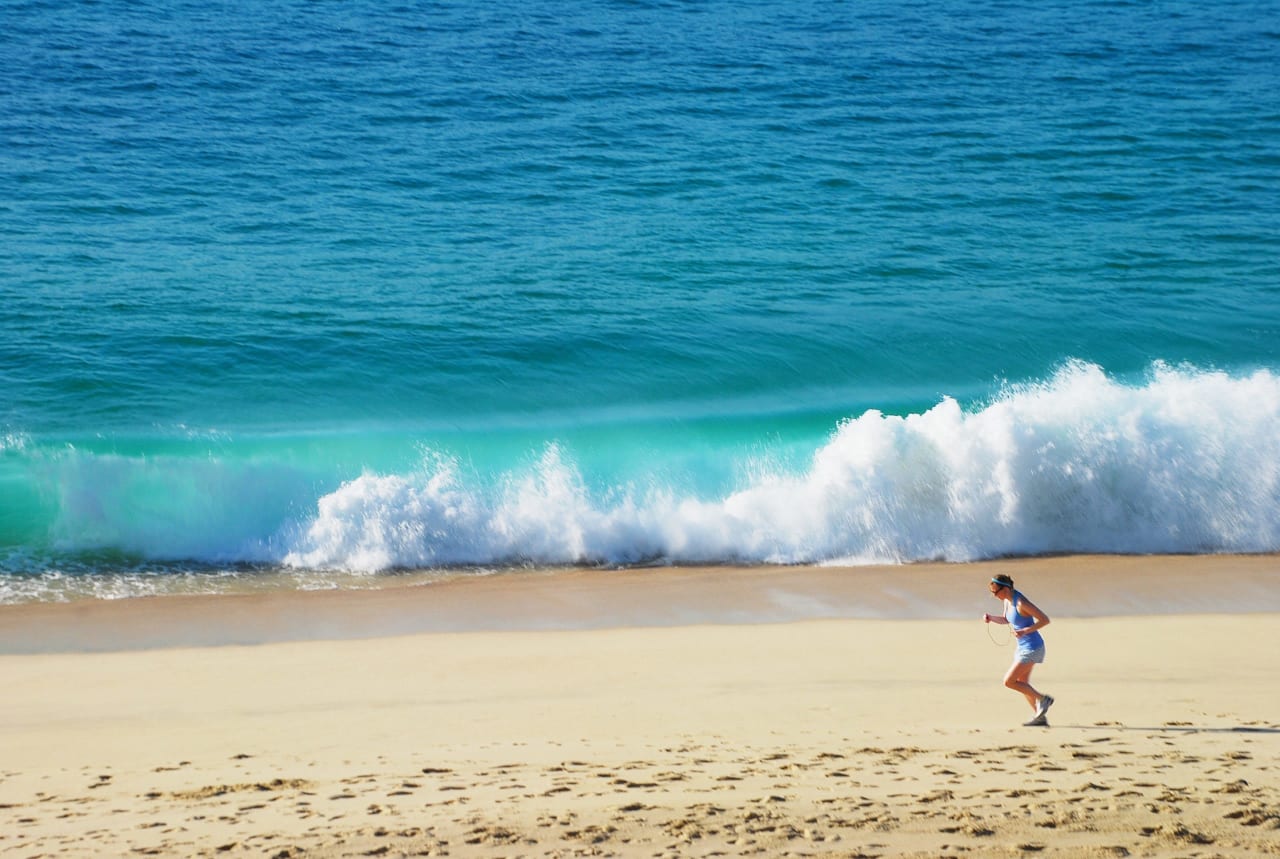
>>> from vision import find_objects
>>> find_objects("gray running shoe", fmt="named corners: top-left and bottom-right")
top-left (1023, 714), bottom-right (1049, 727)
top-left (1035, 694), bottom-right (1055, 719)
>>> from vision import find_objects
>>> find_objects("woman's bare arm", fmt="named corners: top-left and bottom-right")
top-left (1013, 597), bottom-right (1051, 636)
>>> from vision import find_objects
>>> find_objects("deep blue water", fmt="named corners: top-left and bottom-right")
top-left (2, 0), bottom-right (1279, 601)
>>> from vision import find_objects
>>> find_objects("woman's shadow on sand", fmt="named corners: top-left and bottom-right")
top-left (1065, 723), bottom-right (1280, 734)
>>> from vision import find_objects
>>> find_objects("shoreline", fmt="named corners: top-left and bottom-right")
top-left (1, 553), bottom-right (1278, 654)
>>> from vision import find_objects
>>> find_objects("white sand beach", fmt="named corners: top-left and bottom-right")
top-left (2, 556), bottom-right (1278, 857)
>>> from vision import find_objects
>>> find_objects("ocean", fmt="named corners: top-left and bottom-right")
top-left (3, 0), bottom-right (1279, 603)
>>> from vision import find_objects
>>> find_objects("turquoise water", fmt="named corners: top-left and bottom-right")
top-left (3, 0), bottom-right (1279, 601)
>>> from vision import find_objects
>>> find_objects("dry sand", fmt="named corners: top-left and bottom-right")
top-left (2, 557), bottom-right (1278, 858)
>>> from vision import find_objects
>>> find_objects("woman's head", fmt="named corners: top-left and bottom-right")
top-left (989, 574), bottom-right (1014, 596)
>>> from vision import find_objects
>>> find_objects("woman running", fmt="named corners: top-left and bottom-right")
top-left (983, 573), bottom-right (1055, 726)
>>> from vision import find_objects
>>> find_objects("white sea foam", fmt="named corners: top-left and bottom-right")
top-left (282, 361), bottom-right (1280, 571)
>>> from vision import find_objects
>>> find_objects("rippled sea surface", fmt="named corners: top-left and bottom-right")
top-left (2, 0), bottom-right (1279, 600)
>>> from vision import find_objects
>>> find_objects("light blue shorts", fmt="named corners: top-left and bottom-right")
top-left (1016, 645), bottom-right (1045, 664)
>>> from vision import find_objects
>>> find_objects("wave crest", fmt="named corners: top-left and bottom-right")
top-left (283, 361), bottom-right (1280, 570)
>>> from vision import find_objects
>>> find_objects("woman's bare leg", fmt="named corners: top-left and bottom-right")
top-left (1003, 661), bottom-right (1041, 711)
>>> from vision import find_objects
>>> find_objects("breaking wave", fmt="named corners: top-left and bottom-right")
top-left (4, 360), bottom-right (1279, 600)
top-left (283, 361), bottom-right (1280, 570)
